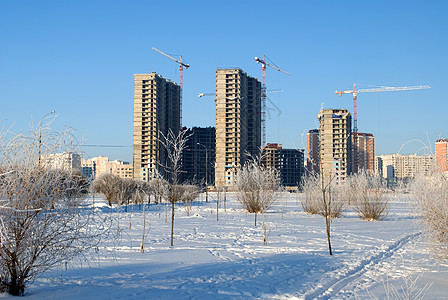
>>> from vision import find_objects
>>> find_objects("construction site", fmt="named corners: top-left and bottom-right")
top-left (131, 47), bottom-right (433, 188)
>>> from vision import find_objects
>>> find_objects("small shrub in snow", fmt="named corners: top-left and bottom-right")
top-left (345, 172), bottom-right (389, 221)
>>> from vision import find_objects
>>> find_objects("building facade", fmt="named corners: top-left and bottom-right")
top-left (262, 143), bottom-right (281, 171)
top-left (436, 138), bottom-right (448, 173)
top-left (352, 132), bottom-right (375, 174)
top-left (376, 153), bottom-right (434, 183)
top-left (181, 126), bottom-right (216, 186)
top-left (215, 68), bottom-right (261, 187)
top-left (306, 129), bottom-right (319, 175)
top-left (44, 152), bottom-right (81, 172)
top-left (262, 143), bottom-right (305, 187)
top-left (81, 156), bottom-right (133, 180)
top-left (317, 109), bottom-right (352, 184)
top-left (279, 148), bottom-right (304, 187)
top-left (133, 72), bottom-right (180, 181)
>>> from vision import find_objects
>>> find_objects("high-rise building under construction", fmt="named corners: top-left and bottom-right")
top-left (133, 72), bottom-right (180, 181)
top-left (352, 132), bottom-right (375, 174)
top-left (215, 68), bottom-right (261, 187)
top-left (317, 108), bottom-right (352, 183)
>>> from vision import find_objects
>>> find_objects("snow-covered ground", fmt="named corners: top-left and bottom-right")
top-left (3, 193), bottom-right (448, 299)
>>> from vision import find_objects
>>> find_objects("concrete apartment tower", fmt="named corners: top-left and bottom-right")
top-left (436, 138), bottom-right (448, 173)
top-left (215, 68), bottom-right (261, 187)
top-left (262, 143), bottom-right (304, 187)
top-left (306, 129), bottom-right (320, 175)
top-left (352, 132), bottom-right (375, 174)
top-left (133, 72), bottom-right (180, 181)
top-left (317, 109), bottom-right (352, 183)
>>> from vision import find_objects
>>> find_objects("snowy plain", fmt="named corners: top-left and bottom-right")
top-left (2, 192), bottom-right (447, 299)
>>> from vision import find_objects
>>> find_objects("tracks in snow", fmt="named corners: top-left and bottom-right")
top-left (302, 231), bottom-right (422, 300)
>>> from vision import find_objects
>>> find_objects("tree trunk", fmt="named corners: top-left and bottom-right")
top-left (326, 215), bottom-right (333, 255)
top-left (216, 197), bottom-right (219, 221)
top-left (170, 200), bottom-right (175, 247)
top-left (140, 201), bottom-right (146, 253)
top-left (255, 212), bottom-right (257, 226)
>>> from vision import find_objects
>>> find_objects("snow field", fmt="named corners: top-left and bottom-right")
top-left (6, 192), bottom-right (448, 299)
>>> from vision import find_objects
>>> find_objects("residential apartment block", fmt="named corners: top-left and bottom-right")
top-left (262, 143), bottom-right (305, 187)
top-left (376, 153), bottom-right (434, 183)
top-left (43, 152), bottom-right (81, 172)
top-left (306, 129), bottom-right (319, 175)
top-left (436, 138), bottom-right (448, 173)
top-left (181, 126), bottom-right (216, 186)
top-left (133, 72), bottom-right (180, 181)
top-left (81, 156), bottom-right (133, 180)
top-left (215, 68), bottom-right (261, 187)
top-left (317, 109), bottom-right (352, 183)
top-left (352, 132), bottom-right (375, 174)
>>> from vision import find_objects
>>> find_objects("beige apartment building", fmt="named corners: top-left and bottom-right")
top-left (81, 156), bottom-right (133, 179)
top-left (317, 109), bottom-right (352, 184)
top-left (376, 153), bottom-right (434, 181)
top-left (215, 68), bottom-right (261, 187)
top-left (133, 72), bottom-right (180, 181)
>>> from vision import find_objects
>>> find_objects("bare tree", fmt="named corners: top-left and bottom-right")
top-left (301, 170), bottom-right (345, 255)
top-left (158, 128), bottom-right (191, 247)
top-left (91, 174), bottom-right (122, 206)
top-left (300, 175), bottom-right (322, 215)
top-left (215, 186), bottom-right (226, 221)
top-left (235, 158), bottom-right (282, 244)
top-left (410, 172), bottom-right (448, 259)
top-left (0, 124), bottom-right (100, 295)
top-left (178, 184), bottom-right (200, 216)
top-left (346, 171), bottom-right (389, 221)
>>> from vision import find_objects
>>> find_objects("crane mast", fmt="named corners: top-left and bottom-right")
top-left (152, 47), bottom-right (189, 130)
top-left (254, 56), bottom-right (290, 147)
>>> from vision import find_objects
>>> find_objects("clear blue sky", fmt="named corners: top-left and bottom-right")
top-left (1, 0), bottom-right (447, 162)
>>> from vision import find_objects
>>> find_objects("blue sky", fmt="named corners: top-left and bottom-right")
top-left (1, 0), bottom-right (447, 162)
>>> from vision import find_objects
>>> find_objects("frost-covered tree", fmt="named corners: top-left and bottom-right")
top-left (301, 170), bottom-right (345, 255)
top-left (410, 172), bottom-right (448, 259)
top-left (235, 158), bottom-right (282, 235)
top-left (158, 128), bottom-right (191, 246)
top-left (0, 123), bottom-right (100, 295)
top-left (345, 171), bottom-right (389, 221)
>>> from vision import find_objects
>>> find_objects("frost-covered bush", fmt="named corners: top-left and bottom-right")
top-left (301, 175), bottom-right (345, 218)
top-left (301, 175), bottom-right (322, 214)
top-left (345, 172), bottom-right (389, 221)
top-left (410, 173), bottom-right (448, 259)
top-left (0, 124), bottom-right (100, 296)
top-left (236, 160), bottom-right (282, 227)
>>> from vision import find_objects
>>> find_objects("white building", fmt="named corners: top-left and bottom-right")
top-left (44, 152), bottom-right (81, 171)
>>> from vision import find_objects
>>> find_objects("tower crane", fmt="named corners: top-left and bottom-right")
top-left (335, 84), bottom-right (431, 133)
top-left (335, 83), bottom-right (430, 174)
top-left (254, 56), bottom-right (290, 147)
top-left (152, 47), bottom-right (190, 129)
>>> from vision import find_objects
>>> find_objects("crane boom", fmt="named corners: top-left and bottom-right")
top-left (152, 47), bottom-right (190, 69)
top-left (335, 83), bottom-right (431, 132)
top-left (336, 85), bottom-right (430, 95)
top-left (255, 57), bottom-right (290, 75)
